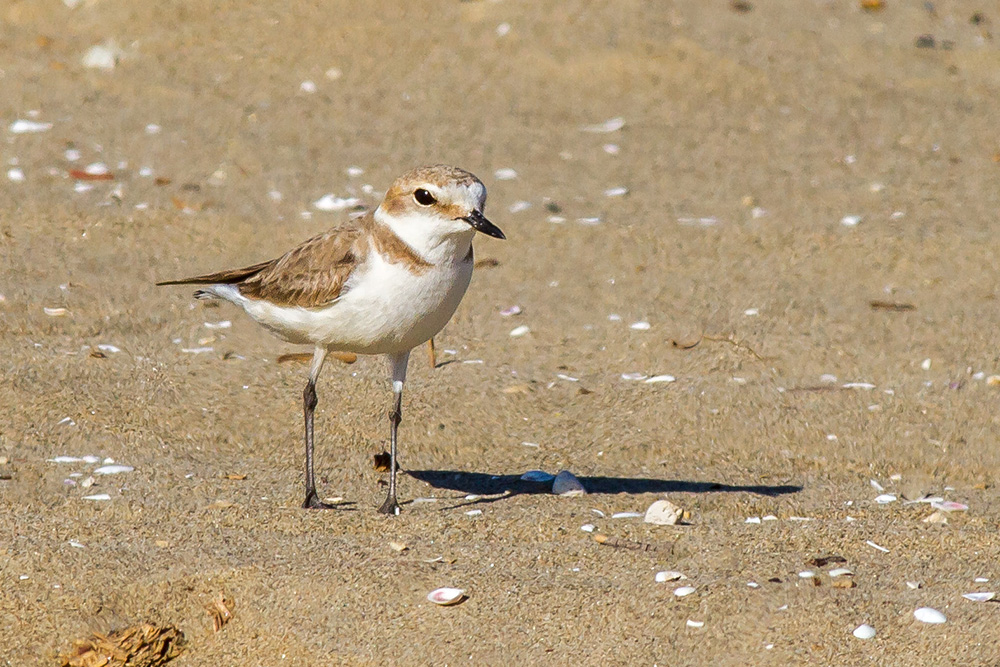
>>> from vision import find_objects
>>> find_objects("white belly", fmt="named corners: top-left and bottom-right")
top-left (239, 251), bottom-right (474, 355)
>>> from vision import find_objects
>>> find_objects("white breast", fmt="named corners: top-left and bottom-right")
top-left (239, 248), bottom-right (474, 355)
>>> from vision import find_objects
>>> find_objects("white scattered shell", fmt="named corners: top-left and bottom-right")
top-left (621, 372), bottom-right (647, 381)
top-left (866, 540), bottom-right (890, 553)
top-left (427, 587), bottom-right (466, 606)
top-left (591, 509), bottom-right (605, 517)
top-left (79, 476), bottom-right (95, 488)
top-left (49, 456), bottom-right (82, 463)
top-left (603, 143), bottom-right (620, 154)
top-left (69, 541), bottom-right (85, 549)
top-left (930, 500), bottom-right (968, 512)
top-left (495, 22), bottom-right (511, 37)
top-left (203, 320), bottom-right (232, 330)
top-left (923, 510), bottom-right (948, 524)
top-left (869, 479), bottom-right (885, 492)
top-left (744, 308), bottom-right (759, 316)
top-left (762, 515), bottom-right (778, 521)
top-left (74, 182), bottom-right (94, 194)
top-left (313, 194), bottom-right (361, 211)
top-left (581, 117), bottom-right (625, 133)
top-left (84, 162), bottom-right (109, 176)
top-left (673, 586), bottom-right (696, 597)
top-left (686, 619), bottom-right (704, 628)
top-left (798, 571), bottom-right (816, 579)
top-left (962, 592), bottom-right (996, 602)
top-left (853, 624), bottom-right (876, 640)
top-left (82, 494), bottom-right (111, 501)
top-left (180, 347), bottom-right (214, 354)
top-left (844, 382), bottom-right (876, 390)
top-left (508, 201), bottom-right (531, 213)
top-left (82, 42), bottom-right (123, 70)
top-left (644, 499), bottom-right (683, 526)
top-left (607, 314), bottom-right (622, 321)
top-left (509, 325), bottom-right (530, 337)
top-left (644, 375), bottom-right (676, 384)
top-left (921, 358), bottom-right (932, 371)
top-left (913, 607), bottom-right (946, 624)
top-left (464, 509), bottom-right (482, 516)
top-left (747, 582), bottom-right (760, 588)
top-left (580, 524), bottom-right (595, 533)
top-left (556, 374), bottom-right (579, 382)
top-left (494, 168), bottom-right (518, 180)
top-left (906, 581), bottom-right (921, 590)
top-left (552, 470), bottom-right (586, 496)
top-left (655, 571), bottom-right (685, 583)
top-left (974, 577), bottom-right (989, 583)
top-left (547, 215), bottom-right (566, 223)
top-left (520, 470), bottom-right (555, 483)
top-left (828, 568), bottom-right (853, 578)
top-left (96, 344), bottom-right (121, 353)
top-left (464, 494), bottom-right (481, 501)
top-left (82, 455), bottom-right (100, 464)
top-left (7, 168), bottom-right (25, 182)
top-left (44, 307), bottom-right (68, 317)
top-left (840, 215), bottom-right (862, 227)
top-left (630, 321), bottom-right (651, 331)
top-left (745, 516), bottom-right (761, 524)
top-left (577, 217), bottom-right (601, 226)
top-left (9, 119), bottom-right (52, 134)
top-left (611, 512), bottom-right (642, 519)
top-left (875, 494), bottom-right (897, 504)
top-left (300, 80), bottom-right (317, 93)
top-left (820, 374), bottom-right (838, 384)
top-left (93, 465), bottom-right (133, 475)
top-left (604, 186), bottom-right (628, 197)
top-left (145, 123), bottom-right (161, 134)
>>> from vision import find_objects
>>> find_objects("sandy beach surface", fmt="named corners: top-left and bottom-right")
top-left (2, 1), bottom-right (1000, 664)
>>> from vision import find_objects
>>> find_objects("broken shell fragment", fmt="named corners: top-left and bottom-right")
top-left (828, 568), bottom-right (853, 578)
top-left (655, 571), bottom-right (685, 583)
top-left (853, 624), bottom-right (876, 640)
top-left (520, 470), bottom-right (554, 483)
top-left (962, 592), bottom-right (996, 602)
top-left (427, 587), bottom-right (466, 606)
top-left (93, 464), bottom-right (134, 475)
top-left (673, 586), bottom-right (696, 597)
top-left (645, 499), bottom-right (683, 525)
top-left (913, 607), bottom-right (946, 624)
top-left (552, 470), bottom-right (586, 496)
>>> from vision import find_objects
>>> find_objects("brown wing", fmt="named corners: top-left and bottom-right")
top-left (158, 217), bottom-right (370, 308)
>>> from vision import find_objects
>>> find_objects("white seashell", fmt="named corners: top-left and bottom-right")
top-left (655, 571), bottom-right (685, 583)
top-left (798, 571), bottom-right (816, 579)
top-left (747, 582), bottom-right (760, 588)
top-left (581, 117), bottom-right (625, 133)
top-left (507, 201), bottom-right (531, 213)
top-left (8, 168), bottom-right (25, 183)
top-left (509, 325), bottom-right (530, 337)
top-left (499, 305), bottom-right (522, 317)
top-left (906, 581), bottom-right (921, 590)
top-left (464, 509), bottom-right (482, 517)
top-left (913, 607), bottom-right (946, 624)
top-left (81, 455), bottom-right (100, 464)
top-left (644, 499), bottom-right (683, 526)
top-left (930, 500), bottom-right (968, 512)
top-left (313, 194), bottom-right (361, 211)
top-left (82, 493), bottom-right (111, 501)
top-left (686, 619), bottom-right (704, 628)
top-left (556, 374), bottom-right (578, 382)
top-left (875, 494), bottom-right (897, 504)
top-left (49, 456), bottom-right (82, 463)
top-left (82, 42), bottom-right (122, 70)
top-left (840, 214), bottom-right (862, 227)
top-left (974, 577), bottom-right (989, 583)
top-left (644, 375), bottom-right (676, 384)
top-left (611, 512), bottom-right (642, 519)
top-left (853, 624), bottom-right (876, 640)
top-left (869, 479), bottom-right (885, 492)
top-left (464, 494), bottom-right (481, 501)
top-left (604, 186), bottom-right (628, 197)
top-left (866, 540), bottom-right (889, 553)
top-left (44, 307), bottom-right (68, 317)
top-left (427, 587), bottom-right (466, 606)
top-left (630, 321), bottom-right (651, 331)
top-left (299, 80), bottom-right (317, 93)
top-left (520, 470), bottom-right (554, 483)
top-left (10, 119), bottom-right (53, 134)
top-left (552, 470), bottom-right (586, 496)
top-left (181, 347), bottom-right (214, 354)
top-left (591, 509), bottom-right (605, 517)
top-left (96, 344), bottom-right (121, 353)
top-left (94, 464), bottom-right (133, 475)
top-left (745, 516), bottom-right (761, 524)
top-left (203, 321), bottom-right (231, 330)
top-left (580, 524), bottom-right (595, 533)
top-left (621, 373), bottom-right (647, 381)
top-left (494, 168), bottom-right (518, 180)
top-left (673, 586), bottom-right (696, 597)
top-left (762, 515), bottom-right (778, 521)
top-left (577, 217), bottom-right (601, 226)
top-left (962, 592), bottom-right (996, 602)
top-left (69, 541), bottom-right (85, 549)
top-left (603, 143), bottom-right (620, 154)
top-left (843, 382), bottom-right (876, 390)
top-left (828, 568), bottom-right (853, 578)
top-left (79, 476), bottom-right (95, 488)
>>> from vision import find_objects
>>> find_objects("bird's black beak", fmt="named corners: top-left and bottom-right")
top-left (461, 210), bottom-right (505, 240)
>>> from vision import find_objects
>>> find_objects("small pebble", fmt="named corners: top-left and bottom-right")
top-left (644, 499), bottom-right (683, 526)
top-left (552, 470), bottom-right (586, 496)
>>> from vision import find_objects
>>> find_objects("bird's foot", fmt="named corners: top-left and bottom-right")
top-left (302, 489), bottom-right (336, 510)
top-left (377, 495), bottom-right (401, 516)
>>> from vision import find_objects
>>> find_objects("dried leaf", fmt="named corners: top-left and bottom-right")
top-left (205, 592), bottom-right (235, 633)
top-left (60, 623), bottom-right (185, 667)
top-left (69, 169), bottom-right (114, 181)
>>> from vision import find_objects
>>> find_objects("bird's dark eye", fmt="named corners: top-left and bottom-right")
top-left (413, 188), bottom-right (436, 206)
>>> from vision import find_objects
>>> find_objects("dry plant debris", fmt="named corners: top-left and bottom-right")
top-left (60, 623), bottom-right (185, 667)
top-left (205, 592), bottom-right (235, 633)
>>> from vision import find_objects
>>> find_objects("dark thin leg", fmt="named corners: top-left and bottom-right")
top-left (302, 379), bottom-right (326, 508)
top-left (377, 388), bottom-right (403, 515)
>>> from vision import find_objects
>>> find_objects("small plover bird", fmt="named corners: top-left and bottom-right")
top-left (158, 165), bottom-right (505, 514)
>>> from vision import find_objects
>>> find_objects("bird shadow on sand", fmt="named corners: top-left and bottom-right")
top-left (405, 470), bottom-right (801, 510)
